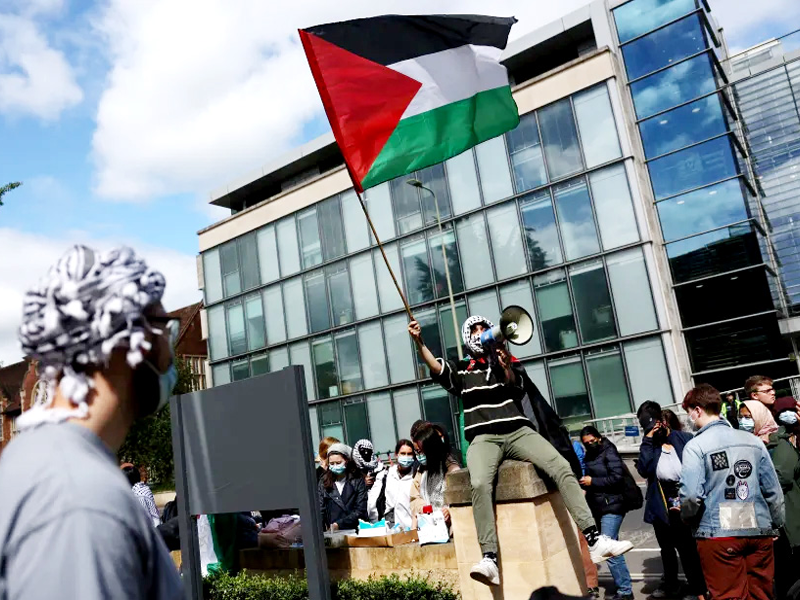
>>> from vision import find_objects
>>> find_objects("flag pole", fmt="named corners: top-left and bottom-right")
top-left (354, 189), bottom-right (415, 321)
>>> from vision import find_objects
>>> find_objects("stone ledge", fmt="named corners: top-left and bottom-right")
top-left (445, 460), bottom-right (549, 506)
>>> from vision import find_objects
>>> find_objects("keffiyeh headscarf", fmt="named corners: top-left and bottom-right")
top-left (353, 439), bottom-right (379, 472)
top-left (17, 245), bottom-right (166, 430)
top-left (462, 315), bottom-right (494, 357)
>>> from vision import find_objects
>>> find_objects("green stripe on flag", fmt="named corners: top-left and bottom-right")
top-left (361, 86), bottom-right (519, 190)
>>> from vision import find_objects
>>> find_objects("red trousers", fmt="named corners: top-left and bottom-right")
top-left (696, 537), bottom-right (774, 600)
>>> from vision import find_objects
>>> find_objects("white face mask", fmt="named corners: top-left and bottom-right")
top-left (689, 408), bottom-right (701, 432)
top-left (739, 417), bottom-right (755, 432)
top-left (779, 412), bottom-right (798, 426)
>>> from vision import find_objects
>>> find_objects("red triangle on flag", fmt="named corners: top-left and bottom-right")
top-left (299, 31), bottom-right (422, 191)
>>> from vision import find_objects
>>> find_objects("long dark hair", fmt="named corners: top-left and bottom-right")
top-left (579, 425), bottom-right (602, 441)
top-left (662, 409), bottom-right (682, 432)
top-left (413, 424), bottom-right (449, 476)
top-left (321, 451), bottom-right (358, 490)
top-left (395, 439), bottom-right (414, 454)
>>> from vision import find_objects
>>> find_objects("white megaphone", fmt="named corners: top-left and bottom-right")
top-left (479, 305), bottom-right (535, 348)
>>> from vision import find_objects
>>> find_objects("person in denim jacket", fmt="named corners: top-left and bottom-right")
top-left (680, 384), bottom-right (785, 600)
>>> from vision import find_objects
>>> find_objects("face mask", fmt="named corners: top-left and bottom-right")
top-left (416, 453), bottom-right (427, 466)
top-left (739, 417), bottom-right (755, 432)
top-left (329, 464), bottom-right (346, 475)
top-left (779, 412), bottom-right (798, 426)
top-left (397, 456), bottom-right (414, 468)
top-left (136, 319), bottom-right (179, 417)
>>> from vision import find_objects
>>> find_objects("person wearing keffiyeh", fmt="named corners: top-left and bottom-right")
top-left (0, 245), bottom-right (183, 600)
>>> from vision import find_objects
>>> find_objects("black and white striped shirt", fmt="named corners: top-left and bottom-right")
top-left (431, 356), bottom-right (533, 442)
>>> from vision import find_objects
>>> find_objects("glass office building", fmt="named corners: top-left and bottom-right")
top-left (197, 0), bottom-right (798, 452)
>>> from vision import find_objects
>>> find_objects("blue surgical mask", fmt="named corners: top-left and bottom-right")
top-left (779, 412), bottom-right (798, 426)
top-left (157, 363), bottom-right (178, 411)
top-left (416, 453), bottom-right (427, 466)
top-left (397, 456), bottom-right (414, 468)
top-left (329, 463), bottom-right (346, 475)
top-left (739, 417), bottom-right (755, 432)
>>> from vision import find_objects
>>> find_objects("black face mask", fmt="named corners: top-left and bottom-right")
top-left (584, 441), bottom-right (602, 456)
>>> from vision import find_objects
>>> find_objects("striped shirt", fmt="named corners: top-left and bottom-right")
top-left (132, 482), bottom-right (162, 527)
top-left (431, 356), bottom-right (533, 442)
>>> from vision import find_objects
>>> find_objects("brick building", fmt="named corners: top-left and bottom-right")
top-left (168, 301), bottom-right (208, 391)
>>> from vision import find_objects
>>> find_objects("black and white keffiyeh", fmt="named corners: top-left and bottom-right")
top-left (17, 245), bottom-right (166, 430)
top-left (461, 315), bottom-right (494, 357)
top-left (133, 481), bottom-right (162, 527)
top-left (353, 439), bottom-right (379, 472)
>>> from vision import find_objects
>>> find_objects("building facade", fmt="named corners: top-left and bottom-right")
top-left (197, 0), bottom-right (797, 453)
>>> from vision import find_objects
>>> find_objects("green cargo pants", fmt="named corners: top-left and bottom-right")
top-left (465, 427), bottom-right (595, 554)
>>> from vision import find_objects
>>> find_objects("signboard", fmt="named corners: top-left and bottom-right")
top-left (624, 425), bottom-right (640, 437)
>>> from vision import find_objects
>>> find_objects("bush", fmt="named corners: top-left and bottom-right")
top-left (204, 571), bottom-right (459, 600)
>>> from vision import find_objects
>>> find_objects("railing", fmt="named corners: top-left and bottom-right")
top-left (726, 30), bottom-right (800, 73)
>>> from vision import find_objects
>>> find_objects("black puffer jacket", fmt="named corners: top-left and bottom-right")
top-left (583, 438), bottom-right (625, 518)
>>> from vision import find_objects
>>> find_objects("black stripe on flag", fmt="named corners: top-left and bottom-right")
top-left (301, 14), bottom-right (517, 67)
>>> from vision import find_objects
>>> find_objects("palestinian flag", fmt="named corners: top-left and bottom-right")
top-left (299, 14), bottom-right (519, 192)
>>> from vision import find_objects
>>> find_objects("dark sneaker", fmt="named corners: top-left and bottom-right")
top-left (651, 584), bottom-right (681, 599)
top-left (611, 593), bottom-right (634, 600)
top-left (588, 587), bottom-right (601, 599)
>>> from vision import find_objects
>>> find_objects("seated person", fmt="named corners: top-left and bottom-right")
top-left (408, 315), bottom-right (632, 587)
top-left (317, 444), bottom-right (367, 532)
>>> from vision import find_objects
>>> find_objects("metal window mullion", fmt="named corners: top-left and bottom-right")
top-left (653, 174), bottom-right (744, 203)
top-left (634, 88), bottom-right (721, 124)
top-left (627, 48), bottom-right (712, 86)
top-left (680, 309), bottom-right (778, 332)
top-left (617, 8), bottom-right (702, 48)
top-left (600, 255), bottom-right (623, 342)
top-left (644, 130), bottom-right (735, 163)
top-left (664, 217), bottom-right (755, 245)
top-left (533, 110), bottom-right (554, 188)
top-left (568, 95), bottom-right (589, 174)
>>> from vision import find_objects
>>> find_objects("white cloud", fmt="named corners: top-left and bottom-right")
top-left (90, 1), bottom-right (586, 202)
top-left (0, 228), bottom-right (201, 365)
top-left (0, 12), bottom-right (82, 120)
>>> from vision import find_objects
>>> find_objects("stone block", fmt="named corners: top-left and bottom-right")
top-left (445, 460), bottom-right (550, 506)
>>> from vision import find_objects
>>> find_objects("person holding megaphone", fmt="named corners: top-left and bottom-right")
top-left (408, 309), bottom-right (633, 588)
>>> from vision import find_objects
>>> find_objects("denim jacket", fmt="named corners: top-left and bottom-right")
top-left (680, 418), bottom-right (785, 538)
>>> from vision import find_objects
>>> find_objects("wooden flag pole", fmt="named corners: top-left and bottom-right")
top-left (354, 189), bottom-right (415, 321)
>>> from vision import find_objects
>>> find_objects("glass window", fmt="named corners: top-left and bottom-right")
top-left (350, 253), bottom-right (379, 320)
top-left (507, 113), bottom-right (547, 193)
top-left (277, 217), bottom-right (301, 276)
top-left (468, 290), bottom-right (501, 326)
top-left (239, 233), bottom-right (260, 291)
top-left (319, 401), bottom-right (344, 442)
top-left (422, 386), bottom-right (456, 449)
top-left (657, 178), bottom-right (749, 241)
top-left (553, 178), bottom-right (601, 261)
top-left (226, 301), bottom-right (247, 356)
top-left (374, 243), bottom-right (405, 313)
top-left (614, 0), bottom-right (697, 43)
top-left (309, 407), bottom-right (321, 454)
top-left (649, 136), bottom-right (740, 200)
top-left (475, 136), bottom-right (514, 203)
top-left (245, 293), bottom-right (266, 350)
top-left (319, 197), bottom-right (346, 261)
top-left (251, 353), bottom-right (269, 377)
top-left (212, 363), bottom-right (230, 386)
top-left (366, 183), bottom-right (395, 242)
top-left (392, 388), bottom-right (421, 440)
top-left (534, 270), bottom-right (578, 352)
top-left (290, 341), bottom-right (316, 400)
top-left (418, 164), bottom-right (452, 224)
top-left (341, 190), bottom-right (370, 253)
top-left (298, 207), bottom-right (323, 268)
top-left (539, 98), bottom-right (583, 180)
top-left (220, 241), bottom-right (241, 297)
top-left (639, 93), bottom-right (728, 159)
top-left (305, 270), bottom-right (330, 333)
top-left (231, 358), bottom-right (250, 382)
top-left (401, 235), bottom-right (433, 305)
top-left (344, 399), bottom-right (370, 446)
top-left (263, 285), bottom-right (286, 344)
top-left (207, 305), bottom-right (228, 360)
top-left (203, 249), bottom-right (223, 304)
top-left (622, 14), bottom-right (708, 81)
top-left (569, 260), bottom-right (616, 343)
top-left (500, 280), bottom-right (541, 357)
top-left (358, 322), bottom-right (388, 389)
top-left (520, 190), bottom-right (564, 270)
top-left (440, 300), bottom-right (468, 362)
top-left (549, 355), bottom-right (591, 428)
top-left (414, 308), bottom-right (443, 379)
top-left (606, 248), bottom-right (658, 335)
top-left (486, 203), bottom-right (527, 280)
top-left (327, 264), bottom-right (354, 326)
top-left (630, 53), bottom-right (718, 119)
top-left (623, 337), bottom-right (673, 409)
top-left (335, 330), bottom-right (363, 395)
top-left (391, 176), bottom-right (423, 234)
top-left (383, 314), bottom-right (416, 383)
top-left (525, 360), bottom-right (550, 404)
top-left (257, 226), bottom-right (279, 284)
top-left (446, 150), bottom-right (481, 214)
top-left (429, 226), bottom-right (464, 299)
top-left (313, 337), bottom-right (338, 399)
top-left (589, 165), bottom-right (639, 250)
top-left (573, 85), bottom-right (622, 168)
top-left (367, 392), bottom-right (396, 454)
top-left (586, 347), bottom-right (632, 419)
top-left (283, 277), bottom-right (307, 339)
top-left (456, 214), bottom-right (494, 289)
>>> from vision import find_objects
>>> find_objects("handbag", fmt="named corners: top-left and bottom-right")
top-left (620, 462), bottom-right (643, 512)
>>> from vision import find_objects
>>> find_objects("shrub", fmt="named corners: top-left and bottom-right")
top-left (204, 571), bottom-right (459, 600)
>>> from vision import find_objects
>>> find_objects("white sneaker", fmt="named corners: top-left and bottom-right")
top-left (470, 556), bottom-right (500, 586)
top-left (588, 534), bottom-right (633, 563)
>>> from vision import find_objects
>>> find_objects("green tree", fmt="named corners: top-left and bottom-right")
top-left (117, 355), bottom-right (194, 489)
top-left (0, 182), bottom-right (21, 206)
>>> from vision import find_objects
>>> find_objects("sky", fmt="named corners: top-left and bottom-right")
top-left (1, 0), bottom-right (798, 366)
